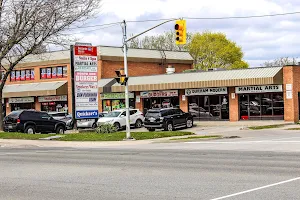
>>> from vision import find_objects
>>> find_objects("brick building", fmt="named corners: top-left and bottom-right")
top-left (100, 65), bottom-right (300, 123)
top-left (2, 46), bottom-right (193, 115)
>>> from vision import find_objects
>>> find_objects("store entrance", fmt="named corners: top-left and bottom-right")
top-left (239, 93), bottom-right (284, 120)
top-left (188, 95), bottom-right (229, 121)
top-left (11, 103), bottom-right (35, 111)
top-left (142, 97), bottom-right (180, 114)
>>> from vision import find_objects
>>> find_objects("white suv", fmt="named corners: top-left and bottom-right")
top-left (97, 109), bottom-right (144, 130)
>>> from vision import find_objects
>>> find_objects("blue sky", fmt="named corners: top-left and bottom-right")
top-left (69, 0), bottom-right (300, 67)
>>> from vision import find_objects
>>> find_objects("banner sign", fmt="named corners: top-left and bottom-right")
top-left (100, 93), bottom-right (134, 100)
top-left (31, 69), bottom-right (35, 80)
top-left (16, 71), bottom-right (20, 81)
top-left (46, 68), bottom-right (51, 79)
top-left (9, 97), bottom-right (34, 104)
top-left (26, 70), bottom-right (31, 80)
top-left (52, 67), bottom-right (57, 78)
top-left (73, 45), bottom-right (98, 119)
top-left (185, 87), bottom-right (227, 96)
top-left (140, 90), bottom-right (178, 98)
top-left (38, 95), bottom-right (67, 102)
top-left (235, 85), bottom-right (283, 94)
top-left (10, 71), bottom-right (15, 81)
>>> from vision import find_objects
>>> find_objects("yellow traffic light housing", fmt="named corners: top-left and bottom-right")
top-left (175, 20), bottom-right (186, 45)
top-left (115, 69), bottom-right (128, 86)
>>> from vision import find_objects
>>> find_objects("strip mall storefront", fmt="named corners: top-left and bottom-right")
top-left (101, 93), bottom-right (135, 112)
top-left (140, 90), bottom-right (179, 114)
top-left (236, 85), bottom-right (284, 120)
top-left (185, 87), bottom-right (229, 121)
top-left (38, 95), bottom-right (68, 112)
top-left (8, 97), bottom-right (35, 111)
top-left (99, 65), bottom-right (300, 122)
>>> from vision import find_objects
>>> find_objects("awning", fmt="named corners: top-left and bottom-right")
top-left (108, 67), bottom-right (283, 92)
top-left (3, 81), bottom-right (67, 98)
top-left (98, 78), bottom-right (115, 93)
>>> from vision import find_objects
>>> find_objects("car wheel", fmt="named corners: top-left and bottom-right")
top-left (56, 126), bottom-right (65, 134)
top-left (135, 119), bottom-right (142, 128)
top-left (92, 123), bottom-right (97, 129)
top-left (165, 123), bottom-right (173, 131)
top-left (186, 119), bottom-right (193, 128)
top-left (25, 125), bottom-right (35, 134)
top-left (114, 122), bottom-right (121, 131)
top-left (148, 128), bottom-right (155, 132)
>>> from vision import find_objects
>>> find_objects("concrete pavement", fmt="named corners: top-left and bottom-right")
top-left (0, 148), bottom-right (300, 200)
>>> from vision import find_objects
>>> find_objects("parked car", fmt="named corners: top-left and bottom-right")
top-left (59, 114), bottom-right (73, 130)
top-left (3, 110), bottom-right (66, 134)
top-left (77, 112), bottom-right (108, 129)
top-left (48, 111), bottom-right (68, 120)
top-left (144, 108), bottom-right (193, 131)
top-left (97, 109), bottom-right (144, 130)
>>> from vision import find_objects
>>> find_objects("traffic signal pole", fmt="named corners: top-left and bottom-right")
top-left (122, 19), bottom-right (177, 140)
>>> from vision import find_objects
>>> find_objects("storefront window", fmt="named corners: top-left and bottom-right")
top-left (102, 99), bottom-right (135, 111)
top-left (11, 103), bottom-right (35, 111)
top-left (239, 93), bottom-right (284, 120)
top-left (10, 69), bottom-right (34, 82)
top-left (40, 66), bottom-right (67, 79)
top-left (188, 95), bottom-right (229, 121)
top-left (41, 102), bottom-right (68, 112)
top-left (142, 97), bottom-right (179, 114)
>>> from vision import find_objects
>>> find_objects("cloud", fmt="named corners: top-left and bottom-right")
top-left (65, 0), bottom-right (300, 67)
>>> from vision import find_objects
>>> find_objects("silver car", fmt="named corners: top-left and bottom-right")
top-left (77, 112), bottom-right (108, 129)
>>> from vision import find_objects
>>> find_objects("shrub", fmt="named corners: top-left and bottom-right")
top-left (96, 124), bottom-right (117, 134)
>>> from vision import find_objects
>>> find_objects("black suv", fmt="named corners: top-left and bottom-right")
top-left (144, 108), bottom-right (193, 131)
top-left (3, 110), bottom-right (66, 134)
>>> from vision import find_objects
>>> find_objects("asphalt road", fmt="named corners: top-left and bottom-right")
top-left (1, 148), bottom-right (300, 200)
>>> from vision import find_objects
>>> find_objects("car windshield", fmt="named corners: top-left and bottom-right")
top-left (104, 111), bottom-right (121, 118)
top-left (7, 110), bottom-right (22, 118)
top-left (146, 111), bottom-right (161, 118)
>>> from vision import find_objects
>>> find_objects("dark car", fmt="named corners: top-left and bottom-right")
top-left (144, 108), bottom-right (193, 131)
top-left (3, 110), bottom-right (66, 134)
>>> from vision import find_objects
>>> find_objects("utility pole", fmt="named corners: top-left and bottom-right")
top-left (122, 20), bottom-right (131, 140)
top-left (121, 18), bottom-right (178, 140)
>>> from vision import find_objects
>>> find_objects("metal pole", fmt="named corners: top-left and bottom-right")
top-left (70, 45), bottom-right (77, 130)
top-left (123, 20), bottom-right (131, 139)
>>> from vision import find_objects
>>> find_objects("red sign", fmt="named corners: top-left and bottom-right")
top-left (74, 46), bottom-right (97, 56)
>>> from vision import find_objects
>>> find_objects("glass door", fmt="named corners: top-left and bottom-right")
top-left (249, 94), bottom-right (261, 120)
top-left (239, 94), bottom-right (249, 120)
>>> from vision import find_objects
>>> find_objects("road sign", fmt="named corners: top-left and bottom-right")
top-left (73, 45), bottom-right (99, 119)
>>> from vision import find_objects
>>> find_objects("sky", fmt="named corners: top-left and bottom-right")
top-left (69, 0), bottom-right (300, 67)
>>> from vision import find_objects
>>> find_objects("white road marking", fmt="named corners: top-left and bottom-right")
top-left (210, 177), bottom-right (300, 200)
top-left (186, 141), bottom-right (300, 144)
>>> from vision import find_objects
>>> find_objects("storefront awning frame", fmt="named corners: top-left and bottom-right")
top-left (3, 81), bottom-right (68, 98)
top-left (107, 67), bottom-right (283, 92)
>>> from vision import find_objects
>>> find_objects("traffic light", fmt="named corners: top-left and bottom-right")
top-left (175, 20), bottom-right (186, 45)
top-left (115, 69), bottom-right (128, 86)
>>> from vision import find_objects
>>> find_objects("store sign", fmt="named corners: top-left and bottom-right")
top-left (140, 90), bottom-right (178, 98)
top-left (235, 85), bottom-right (283, 94)
top-left (9, 97), bottom-right (34, 104)
top-left (185, 87), bottom-right (227, 96)
top-left (101, 93), bottom-right (134, 100)
top-left (73, 45), bottom-right (98, 119)
top-left (38, 95), bottom-right (67, 102)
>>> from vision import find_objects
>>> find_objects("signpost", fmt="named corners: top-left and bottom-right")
top-left (70, 44), bottom-right (99, 128)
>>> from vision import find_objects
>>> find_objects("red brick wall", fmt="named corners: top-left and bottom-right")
top-left (283, 66), bottom-right (300, 122)
top-left (101, 61), bottom-right (192, 78)
top-left (179, 90), bottom-right (188, 112)
top-left (229, 87), bottom-right (239, 121)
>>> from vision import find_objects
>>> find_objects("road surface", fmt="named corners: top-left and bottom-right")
top-left (1, 147), bottom-right (300, 200)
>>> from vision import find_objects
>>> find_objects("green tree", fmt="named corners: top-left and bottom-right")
top-left (128, 30), bottom-right (193, 51)
top-left (188, 31), bottom-right (248, 70)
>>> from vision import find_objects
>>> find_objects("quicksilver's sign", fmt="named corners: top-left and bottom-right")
top-left (235, 85), bottom-right (283, 94)
top-left (185, 87), bottom-right (227, 96)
